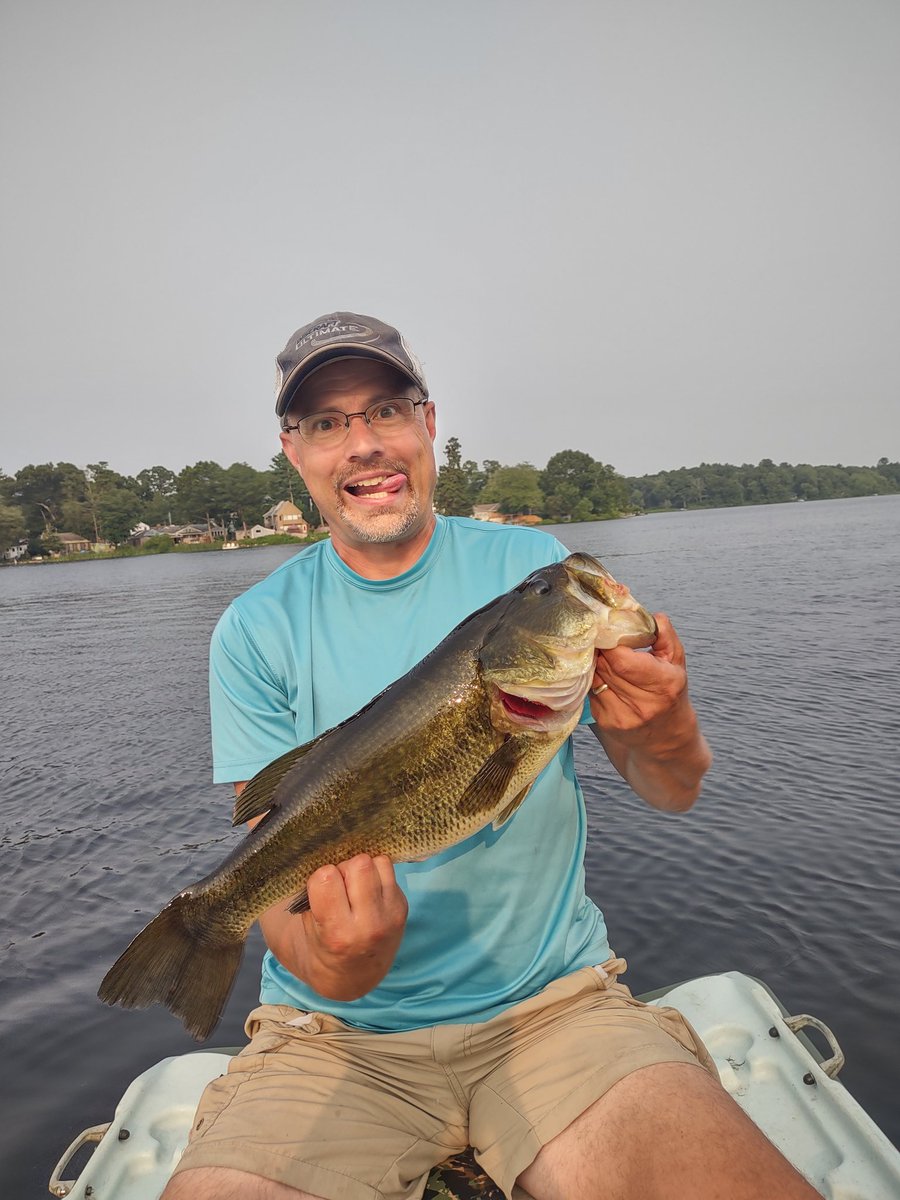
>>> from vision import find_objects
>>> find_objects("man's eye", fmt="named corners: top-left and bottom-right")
top-left (374, 402), bottom-right (402, 420)
top-left (310, 415), bottom-right (339, 433)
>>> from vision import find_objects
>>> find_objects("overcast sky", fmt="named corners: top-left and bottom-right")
top-left (2, 0), bottom-right (898, 480)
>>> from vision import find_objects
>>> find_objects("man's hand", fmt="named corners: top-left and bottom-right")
top-left (589, 613), bottom-right (712, 811)
top-left (259, 853), bottom-right (409, 1001)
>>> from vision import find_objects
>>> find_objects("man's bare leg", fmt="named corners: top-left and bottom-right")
top-left (517, 1061), bottom-right (822, 1200)
top-left (162, 1167), bottom-right (325, 1200)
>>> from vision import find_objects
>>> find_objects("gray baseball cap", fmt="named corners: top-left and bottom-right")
top-left (275, 312), bottom-right (429, 418)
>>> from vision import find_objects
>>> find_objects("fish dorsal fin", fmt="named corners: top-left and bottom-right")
top-left (232, 737), bottom-right (323, 826)
top-left (288, 889), bottom-right (311, 915)
top-left (492, 782), bottom-right (533, 829)
top-left (457, 736), bottom-right (529, 821)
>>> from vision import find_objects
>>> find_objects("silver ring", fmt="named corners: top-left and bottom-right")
top-left (592, 683), bottom-right (609, 696)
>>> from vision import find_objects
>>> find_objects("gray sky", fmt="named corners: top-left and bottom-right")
top-left (2, 0), bottom-right (898, 480)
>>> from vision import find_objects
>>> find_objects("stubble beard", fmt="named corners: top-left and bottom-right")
top-left (331, 463), bottom-right (428, 544)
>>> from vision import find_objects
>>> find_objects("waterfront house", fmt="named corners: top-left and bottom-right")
top-left (57, 532), bottom-right (92, 554)
top-left (130, 523), bottom-right (224, 547)
top-left (263, 501), bottom-right (309, 536)
top-left (472, 503), bottom-right (506, 523)
top-left (2, 540), bottom-right (28, 562)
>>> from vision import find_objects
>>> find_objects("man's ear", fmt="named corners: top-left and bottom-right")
top-left (279, 429), bottom-right (302, 470)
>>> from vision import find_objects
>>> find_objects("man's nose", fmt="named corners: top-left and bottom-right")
top-left (343, 411), bottom-right (384, 455)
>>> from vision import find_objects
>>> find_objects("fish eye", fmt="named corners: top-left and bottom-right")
top-left (529, 577), bottom-right (551, 596)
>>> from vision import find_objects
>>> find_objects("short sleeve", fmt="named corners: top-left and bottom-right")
top-left (208, 605), bottom-right (300, 784)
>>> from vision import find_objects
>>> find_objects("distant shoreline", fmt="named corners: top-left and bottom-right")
top-left (6, 492), bottom-right (897, 569)
top-left (1, 533), bottom-right (328, 568)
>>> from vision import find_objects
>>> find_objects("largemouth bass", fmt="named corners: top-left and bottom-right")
top-left (98, 552), bottom-right (656, 1039)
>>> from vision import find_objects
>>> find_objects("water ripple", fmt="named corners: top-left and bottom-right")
top-left (3, 504), bottom-right (900, 1197)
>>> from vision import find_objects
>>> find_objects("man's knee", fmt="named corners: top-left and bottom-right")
top-left (163, 1165), bottom-right (325, 1200)
top-left (520, 1062), bottom-right (820, 1200)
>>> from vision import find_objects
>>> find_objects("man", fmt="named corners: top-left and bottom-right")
top-left (166, 313), bottom-right (820, 1200)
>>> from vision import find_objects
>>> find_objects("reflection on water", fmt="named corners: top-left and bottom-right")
top-left (2, 497), bottom-right (899, 1196)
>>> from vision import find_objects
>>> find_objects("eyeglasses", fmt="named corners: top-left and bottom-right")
top-left (282, 396), bottom-right (427, 447)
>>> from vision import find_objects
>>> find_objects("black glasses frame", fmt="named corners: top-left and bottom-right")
top-left (282, 397), bottom-right (427, 443)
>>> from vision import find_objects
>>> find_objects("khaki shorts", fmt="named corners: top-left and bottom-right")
top-left (173, 958), bottom-right (718, 1200)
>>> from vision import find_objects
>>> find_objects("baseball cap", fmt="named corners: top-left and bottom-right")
top-left (275, 312), bottom-right (429, 418)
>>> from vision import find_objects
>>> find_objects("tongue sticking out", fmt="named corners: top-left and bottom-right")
top-left (500, 692), bottom-right (554, 719)
top-left (346, 473), bottom-right (407, 498)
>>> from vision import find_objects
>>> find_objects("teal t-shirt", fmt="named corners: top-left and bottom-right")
top-left (209, 516), bottom-right (611, 1031)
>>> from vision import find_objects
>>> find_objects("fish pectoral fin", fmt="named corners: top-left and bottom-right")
top-left (492, 783), bottom-right (533, 829)
top-left (458, 736), bottom-right (528, 820)
top-left (288, 889), bottom-right (311, 915)
top-left (232, 738), bottom-right (322, 826)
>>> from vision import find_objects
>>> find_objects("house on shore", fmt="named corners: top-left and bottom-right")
top-left (57, 532), bottom-right (92, 554)
top-left (130, 522), bottom-right (225, 547)
top-left (238, 524), bottom-right (273, 540)
top-left (263, 501), bottom-right (309, 537)
top-left (472, 503), bottom-right (506, 523)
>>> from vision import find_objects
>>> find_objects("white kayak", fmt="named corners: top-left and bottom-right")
top-left (50, 972), bottom-right (900, 1200)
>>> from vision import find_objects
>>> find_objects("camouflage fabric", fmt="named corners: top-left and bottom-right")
top-left (424, 1149), bottom-right (506, 1200)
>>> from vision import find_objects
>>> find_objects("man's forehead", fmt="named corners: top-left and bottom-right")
top-left (292, 358), bottom-right (409, 412)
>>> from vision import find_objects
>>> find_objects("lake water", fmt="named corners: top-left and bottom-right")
top-left (2, 496), bottom-right (899, 1196)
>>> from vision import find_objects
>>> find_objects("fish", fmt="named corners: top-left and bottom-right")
top-left (98, 552), bottom-right (656, 1039)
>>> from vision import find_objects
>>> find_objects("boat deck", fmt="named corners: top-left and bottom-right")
top-left (50, 972), bottom-right (900, 1200)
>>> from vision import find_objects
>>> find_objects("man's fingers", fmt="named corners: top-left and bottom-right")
top-left (598, 615), bottom-right (685, 678)
top-left (595, 651), bottom-right (684, 695)
top-left (648, 613), bottom-right (685, 666)
top-left (371, 853), bottom-right (400, 895)
top-left (320, 854), bottom-right (406, 914)
top-left (306, 863), bottom-right (351, 925)
top-left (338, 853), bottom-right (386, 910)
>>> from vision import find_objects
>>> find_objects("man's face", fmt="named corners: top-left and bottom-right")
top-left (279, 359), bottom-right (437, 551)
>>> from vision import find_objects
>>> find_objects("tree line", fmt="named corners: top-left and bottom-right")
top-left (625, 457), bottom-right (900, 511)
top-left (434, 439), bottom-right (629, 521)
top-left (0, 455), bottom-right (312, 556)
top-left (1, 448), bottom-right (897, 556)
top-left (433, 440), bottom-right (900, 521)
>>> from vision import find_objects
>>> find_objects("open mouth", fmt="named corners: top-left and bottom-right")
top-left (343, 472), bottom-right (408, 500)
top-left (499, 691), bottom-right (554, 720)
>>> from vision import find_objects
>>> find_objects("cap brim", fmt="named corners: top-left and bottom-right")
top-left (276, 346), bottom-right (426, 417)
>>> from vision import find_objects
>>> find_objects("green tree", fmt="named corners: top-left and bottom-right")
top-left (224, 462), bottom-right (271, 528)
top-left (175, 461), bottom-right (230, 523)
top-left (60, 499), bottom-right (95, 539)
top-left (541, 450), bottom-right (592, 520)
top-left (11, 462), bottom-right (88, 536)
top-left (876, 458), bottom-right (900, 488)
top-left (480, 464), bottom-right (544, 515)
top-left (540, 450), bottom-right (627, 521)
top-left (434, 437), bottom-right (473, 516)
top-left (97, 488), bottom-right (143, 544)
top-left (85, 462), bottom-right (143, 543)
top-left (591, 461), bottom-right (630, 517)
top-left (268, 452), bottom-right (320, 524)
top-left (136, 466), bottom-right (178, 524)
top-left (269, 452), bottom-right (298, 504)
top-left (0, 502), bottom-right (26, 553)
top-left (136, 465), bottom-right (178, 499)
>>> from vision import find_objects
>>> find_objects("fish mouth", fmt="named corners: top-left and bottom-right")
top-left (564, 554), bottom-right (658, 649)
top-left (494, 674), bottom-right (590, 733)
top-left (499, 691), bottom-right (554, 721)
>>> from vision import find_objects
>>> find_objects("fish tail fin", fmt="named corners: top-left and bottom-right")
top-left (97, 895), bottom-right (245, 1041)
